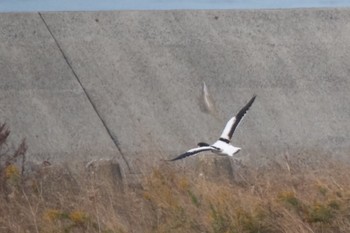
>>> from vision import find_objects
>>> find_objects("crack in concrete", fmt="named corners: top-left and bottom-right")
top-left (38, 12), bottom-right (132, 173)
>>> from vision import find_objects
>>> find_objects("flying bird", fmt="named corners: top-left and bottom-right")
top-left (169, 95), bottom-right (256, 161)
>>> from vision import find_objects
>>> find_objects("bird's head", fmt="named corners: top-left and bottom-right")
top-left (197, 142), bottom-right (210, 147)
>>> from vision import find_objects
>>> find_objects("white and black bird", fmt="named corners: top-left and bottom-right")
top-left (169, 95), bottom-right (256, 161)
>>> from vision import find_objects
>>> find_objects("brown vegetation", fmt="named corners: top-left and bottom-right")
top-left (1, 124), bottom-right (350, 232)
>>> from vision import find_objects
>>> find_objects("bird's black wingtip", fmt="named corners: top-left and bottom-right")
top-left (163, 157), bottom-right (181, 162)
top-left (247, 95), bottom-right (257, 106)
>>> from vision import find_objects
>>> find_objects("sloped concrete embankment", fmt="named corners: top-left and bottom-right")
top-left (1, 9), bottom-right (350, 179)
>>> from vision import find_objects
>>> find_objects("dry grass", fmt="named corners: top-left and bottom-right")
top-left (1, 124), bottom-right (350, 232)
top-left (0, 161), bottom-right (128, 233)
top-left (141, 158), bottom-right (350, 233)
top-left (2, 157), bottom-right (350, 233)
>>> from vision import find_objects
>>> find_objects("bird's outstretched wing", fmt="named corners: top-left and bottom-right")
top-left (169, 146), bottom-right (213, 161)
top-left (219, 95), bottom-right (256, 142)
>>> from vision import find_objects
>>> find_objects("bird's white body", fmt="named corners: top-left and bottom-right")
top-left (211, 140), bottom-right (241, 156)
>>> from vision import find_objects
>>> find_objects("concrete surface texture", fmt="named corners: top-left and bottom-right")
top-left (1, 9), bottom-right (350, 175)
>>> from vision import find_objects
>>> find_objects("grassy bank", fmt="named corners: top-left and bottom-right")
top-left (1, 156), bottom-right (350, 232)
top-left (1, 124), bottom-right (350, 232)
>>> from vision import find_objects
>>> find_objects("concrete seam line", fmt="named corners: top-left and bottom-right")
top-left (38, 12), bottom-right (132, 173)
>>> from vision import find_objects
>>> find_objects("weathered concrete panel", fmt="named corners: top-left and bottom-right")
top-left (40, 9), bottom-right (350, 168)
top-left (1, 9), bottom-right (350, 173)
top-left (0, 13), bottom-right (125, 168)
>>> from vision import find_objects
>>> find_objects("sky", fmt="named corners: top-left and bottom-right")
top-left (0, 0), bottom-right (350, 12)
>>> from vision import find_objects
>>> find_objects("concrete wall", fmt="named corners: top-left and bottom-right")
top-left (1, 9), bottom-right (350, 175)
